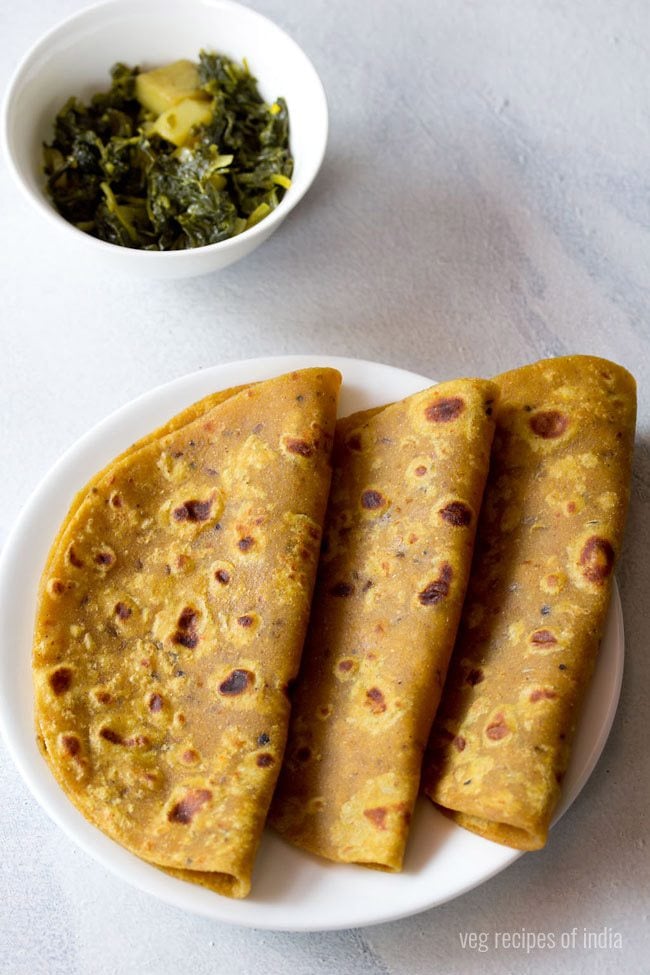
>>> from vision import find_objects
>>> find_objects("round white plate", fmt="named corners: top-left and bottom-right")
top-left (0, 355), bottom-right (624, 931)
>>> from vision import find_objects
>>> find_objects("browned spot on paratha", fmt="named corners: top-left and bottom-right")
top-left (94, 549), bottom-right (115, 568)
top-left (283, 437), bottom-right (314, 458)
top-left (172, 606), bottom-right (200, 649)
top-left (529, 410), bottom-right (568, 439)
top-left (361, 489), bottom-right (386, 510)
top-left (365, 687), bottom-right (387, 714)
top-left (61, 734), bottom-right (81, 757)
top-left (425, 397), bottom-right (465, 423)
top-left (218, 669), bottom-right (253, 696)
top-left (530, 629), bottom-right (557, 646)
top-left (363, 806), bottom-right (388, 829)
top-left (148, 693), bottom-right (164, 713)
top-left (439, 501), bottom-right (472, 527)
top-left (485, 714), bottom-right (509, 740)
top-left (49, 667), bottom-right (73, 695)
top-left (67, 546), bottom-right (84, 568)
top-left (579, 536), bottom-right (615, 584)
top-left (419, 564), bottom-right (453, 605)
top-left (530, 689), bottom-right (557, 702)
top-left (172, 498), bottom-right (213, 523)
top-left (168, 789), bottom-right (212, 824)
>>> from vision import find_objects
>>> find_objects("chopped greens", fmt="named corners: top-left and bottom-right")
top-left (43, 53), bottom-right (293, 250)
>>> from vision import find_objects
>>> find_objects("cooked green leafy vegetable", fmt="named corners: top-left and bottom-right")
top-left (43, 53), bottom-right (293, 250)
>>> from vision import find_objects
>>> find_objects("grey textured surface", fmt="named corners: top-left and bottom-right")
top-left (1, 0), bottom-right (649, 972)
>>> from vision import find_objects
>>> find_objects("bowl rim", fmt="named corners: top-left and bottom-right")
top-left (0, 0), bottom-right (329, 263)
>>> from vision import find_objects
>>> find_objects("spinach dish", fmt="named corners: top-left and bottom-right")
top-left (43, 53), bottom-right (293, 250)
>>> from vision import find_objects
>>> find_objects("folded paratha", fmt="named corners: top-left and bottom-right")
top-left (33, 368), bottom-right (341, 897)
top-left (423, 356), bottom-right (636, 850)
top-left (269, 378), bottom-right (498, 870)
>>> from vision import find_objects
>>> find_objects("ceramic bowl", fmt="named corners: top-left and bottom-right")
top-left (1, 0), bottom-right (328, 278)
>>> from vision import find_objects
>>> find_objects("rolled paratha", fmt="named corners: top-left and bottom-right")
top-left (423, 356), bottom-right (636, 850)
top-left (269, 378), bottom-right (498, 870)
top-left (33, 368), bottom-right (340, 898)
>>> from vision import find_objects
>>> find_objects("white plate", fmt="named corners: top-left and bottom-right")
top-left (0, 355), bottom-right (624, 931)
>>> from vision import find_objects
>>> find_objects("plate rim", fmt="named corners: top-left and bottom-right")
top-left (0, 354), bottom-right (625, 931)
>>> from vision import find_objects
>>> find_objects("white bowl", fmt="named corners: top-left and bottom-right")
top-left (1, 0), bottom-right (328, 278)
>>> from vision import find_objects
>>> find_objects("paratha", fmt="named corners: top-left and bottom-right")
top-left (423, 356), bottom-right (636, 850)
top-left (33, 368), bottom-right (341, 897)
top-left (270, 378), bottom-right (498, 869)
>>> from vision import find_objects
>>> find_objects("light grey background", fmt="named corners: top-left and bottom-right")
top-left (1, 1), bottom-right (649, 973)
